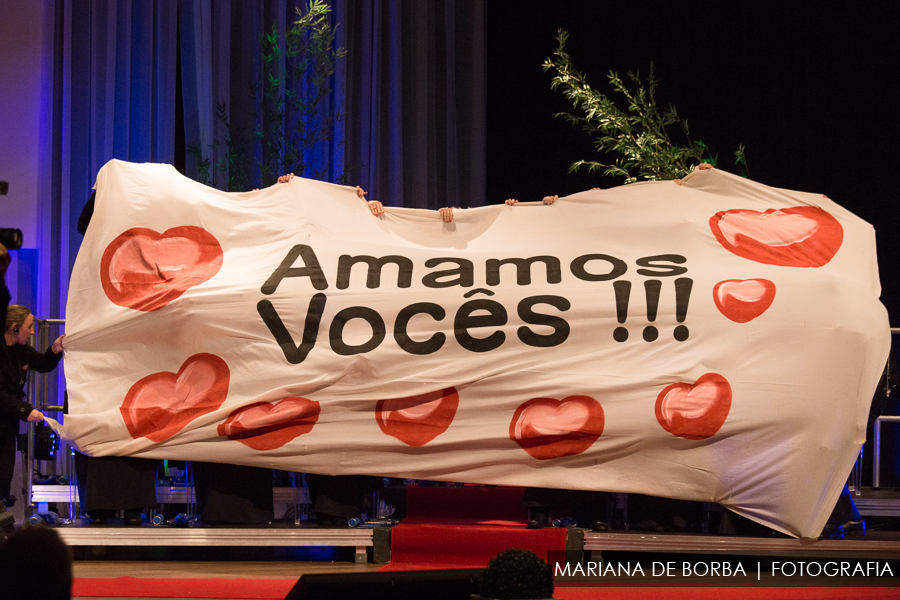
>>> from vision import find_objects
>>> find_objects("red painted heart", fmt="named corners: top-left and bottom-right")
top-left (509, 395), bottom-right (604, 460)
top-left (655, 373), bottom-right (731, 440)
top-left (101, 226), bottom-right (224, 312)
top-left (376, 387), bottom-right (459, 447)
top-left (120, 353), bottom-right (230, 442)
top-left (713, 279), bottom-right (776, 323)
top-left (217, 397), bottom-right (320, 451)
top-left (709, 206), bottom-right (843, 268)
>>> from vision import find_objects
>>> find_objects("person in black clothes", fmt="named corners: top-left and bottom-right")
top-left (1, 302), bottom-right (65, 503)
top-left (0, 243), bottom-right (9, 328)
top-left (0, 243), bottom-right (12, 506)
top-left (0, 524), bottom-right (72, 600)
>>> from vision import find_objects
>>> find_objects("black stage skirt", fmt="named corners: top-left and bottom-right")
top-left (192, 462), bottom-right (273, 524)
top-left (75, 454), bottom-right (159, 512)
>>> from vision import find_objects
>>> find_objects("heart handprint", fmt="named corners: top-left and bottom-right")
top-left (655, 373), bottom-right (731, 440)
top-left (509, 395), bottom-right (604, 460)
top-left (709, 207), bottom-right (842, 268)
top-left (120, 353), bottom-right (229, 442)
top-left (376, 387), bottom-right (459, 447)
top-left (101, 226), bottom-right (223, 312)
top-left (713, 279), bottom-right (776, 323)
top-left (218, 397), bottom-right (320, 451)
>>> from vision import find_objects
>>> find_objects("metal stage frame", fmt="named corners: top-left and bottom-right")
top-left (48, 523), bottom-right (900, 565)
top-left (582, 530), bottom-right (900, 560)
top-left (54, 526), bottom-right (384, 564)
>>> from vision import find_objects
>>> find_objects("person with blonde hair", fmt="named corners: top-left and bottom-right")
top-left (1, 301), bottom-right (65, 504)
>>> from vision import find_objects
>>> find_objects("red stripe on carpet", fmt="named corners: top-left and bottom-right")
top-left (72, 577), bottom-right (297, 599)
top-left (554, 586), bottom-right (900, 600)
top-left (380, 523), bottom-right (567, 572)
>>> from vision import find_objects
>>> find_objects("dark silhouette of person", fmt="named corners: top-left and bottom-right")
top-left (0, 524), bottom-right (72, 600)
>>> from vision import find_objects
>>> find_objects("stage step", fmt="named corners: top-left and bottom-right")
top-left (55, 526), bottom-right (387, 564)
top-left (854, 488), bottom-right (900, 516)
top-left (584, 531), bottom-right (900, 559)
top-left (31, 484), bottom-right (310, 504)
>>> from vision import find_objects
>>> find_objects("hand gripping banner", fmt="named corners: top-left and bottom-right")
top-left (57, 159), bottom-right (890, 538)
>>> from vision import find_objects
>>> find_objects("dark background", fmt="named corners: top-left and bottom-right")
top-left (485, 0), bottom-right (900, 324)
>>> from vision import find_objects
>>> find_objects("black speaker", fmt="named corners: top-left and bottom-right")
top-left (284, 568), bottom-right (484, 600)
top-left (33, 422), bottom-right (60, 461)
top-left (0, 501), bottom-right (14, 542)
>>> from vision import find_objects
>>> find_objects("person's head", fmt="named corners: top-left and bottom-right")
top-left (0, 524), bottom-right (72, 600)
top-left (4, 305), bottom-right (33, 345)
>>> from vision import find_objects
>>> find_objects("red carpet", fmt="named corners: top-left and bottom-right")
top-left (554, 587), bottom-right (900, 600)
top-left (71, 579), bottom-right (900, 599)
top-left (72, 577), bottom-right (296, 598)
top-left (380, 485), bottom-right (567, 572)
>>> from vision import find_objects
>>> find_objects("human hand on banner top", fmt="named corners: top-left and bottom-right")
top-left (674, 162), bottom-right (714, 185)
top-left (356, 185), bottom-right (385, 216)
top-left (439, 207), bottom-right (454, 222)
top-left (505, 195), bottom-right (558, 205)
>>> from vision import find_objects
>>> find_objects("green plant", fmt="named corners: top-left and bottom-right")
top-left (543, 29), bottom-right (747, 184)
top-left (478, 548), bottom-right (554, 599)
top-left (191, 0), bottom-right (347, 190)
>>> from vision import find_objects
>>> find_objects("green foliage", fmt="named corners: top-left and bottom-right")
top-left (543, 29), bottom-right (747, 184)
top-left (187, 143), bottom-right (212, 188)
top-left (479, 548), bottom-right (554, 599)
top-left (191, 0), bottom-right (347, 190)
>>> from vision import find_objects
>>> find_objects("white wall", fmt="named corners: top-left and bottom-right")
top-left (0, 0), bottom-right (50, 523)
top-left (0, 0), bottom-right (50, 246)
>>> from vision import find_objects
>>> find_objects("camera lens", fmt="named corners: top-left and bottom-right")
top-left (0, 228), bottom-right (23, 250)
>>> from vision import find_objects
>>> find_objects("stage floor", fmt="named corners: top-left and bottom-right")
top-left (22, 484), bottom-right (900, 597)
top-left (70, 554), bottom-right (900, 600)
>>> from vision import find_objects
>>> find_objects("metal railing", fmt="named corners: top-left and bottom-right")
top-left (870, 328), bottom-right (900, 489)
top-left (23, 317), bottom-right (70, 517)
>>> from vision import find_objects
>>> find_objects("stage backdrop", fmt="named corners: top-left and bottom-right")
top-left (55, 160), bottom-right (890, 539)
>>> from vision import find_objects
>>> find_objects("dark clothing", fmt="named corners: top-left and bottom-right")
top-left (76, 454), bottom-right (158, 513)
top-left (77, 190), bottom-right (95, 236)
top-left (306, 474), bottom-right (376, 520)
top-left (522, 487), bottom-right (614, 526)
top-left (829, 484), bottom-right (861, 524)
top-left (1, 281), bottom-right (9, 332)
top-left (0, 338), bottom-right (63, 500)
top-left (0, 282), bottom-right (9, 498)
top-left (0, 342), bottom-right (61, 419)
top-left (192, 462), bottom-right (273, 524)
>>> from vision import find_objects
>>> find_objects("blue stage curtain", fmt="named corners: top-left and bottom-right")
top-left (41, 0), bottom-right (485, 320)
top-left (40, 0), bottom-right (178, 321)
top-left (179, 0), bottom-right (486, 206)
top-left (342, 0), bottom-right (486, 210)
top-left (179, 0), bottom-right (347, 189)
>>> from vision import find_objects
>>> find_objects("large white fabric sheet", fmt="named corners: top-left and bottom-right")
top-left (56, 160), bottom-right (890, 538)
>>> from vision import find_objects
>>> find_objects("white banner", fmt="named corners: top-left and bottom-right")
top-left (58, 160), bottom-right (890, 538)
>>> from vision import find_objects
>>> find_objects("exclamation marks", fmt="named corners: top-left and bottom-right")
top-left (611, 278), bottom-right (693, 342)
top-left (613, 280), bottom-right (631, 342)
top-left (643, 280), bottom-right (661, 342)
top-left (674, 277), bottom-right (692, 342)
